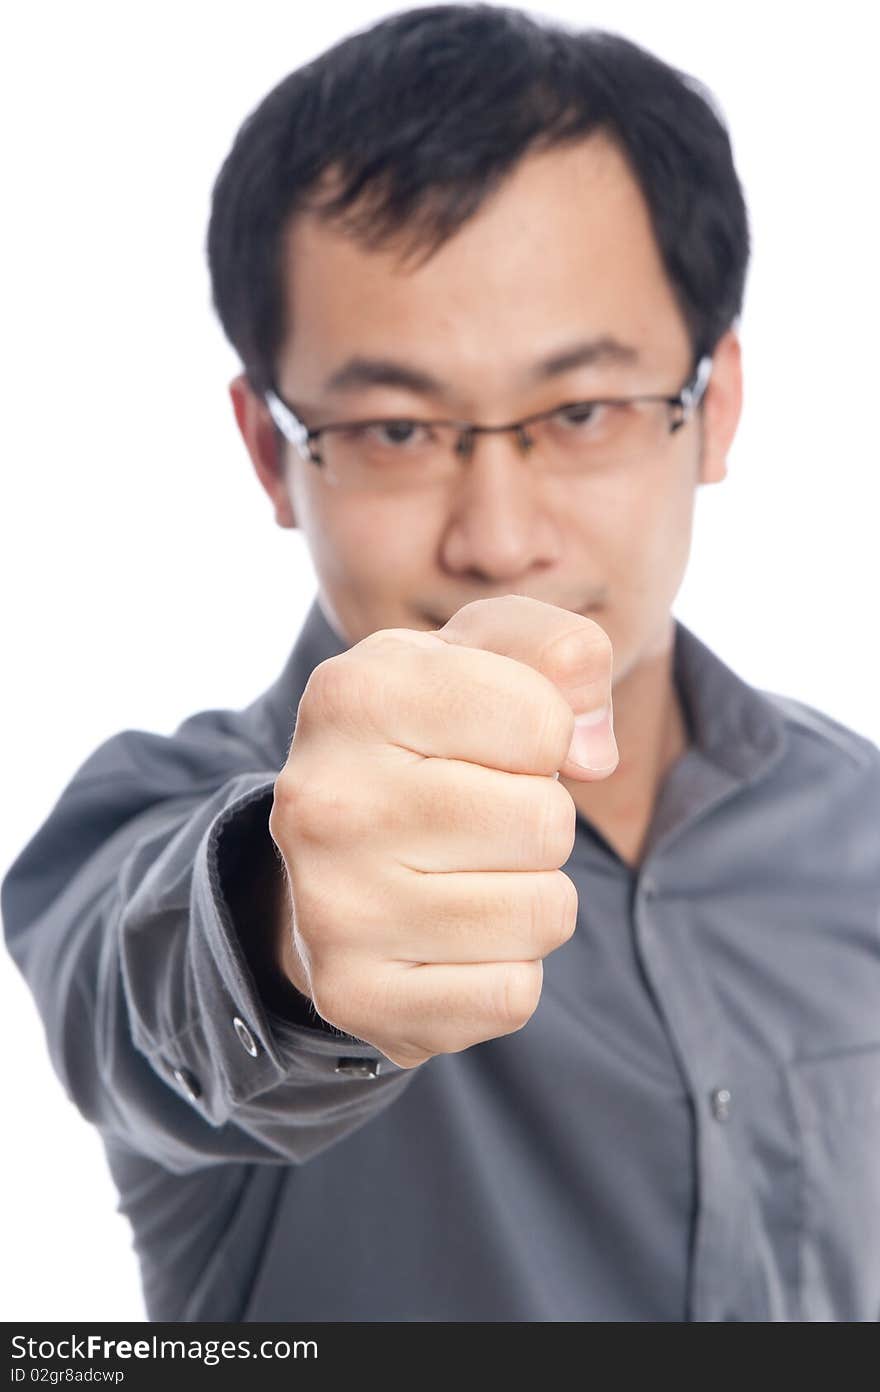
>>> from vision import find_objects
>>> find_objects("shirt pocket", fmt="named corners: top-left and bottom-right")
top-left (785, 1042), bottom-right (880, 1321)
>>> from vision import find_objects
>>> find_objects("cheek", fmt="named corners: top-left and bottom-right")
top-left (633, 470), bottom-right (699, 594)
top-left (296, 479), bottom-right (430, 582)
top-left (583, 465), bottom-right (696, 593)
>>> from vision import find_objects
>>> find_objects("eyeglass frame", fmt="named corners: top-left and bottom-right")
top-left (264, 353), bottom-right (714, 471)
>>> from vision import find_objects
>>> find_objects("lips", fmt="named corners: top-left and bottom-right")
top-left (422, 602), bottom-right (600, 626)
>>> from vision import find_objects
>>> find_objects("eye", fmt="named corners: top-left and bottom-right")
top-left (367, 420), bottom-right (432, 448)
top-left (553, 402), bottom-right (603, 429)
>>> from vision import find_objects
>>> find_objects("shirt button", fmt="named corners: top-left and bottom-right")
top-left (335, 1057), bottom-right (382, 1079)
top-left (641, 875), bottom-right (658, 899)
top-left (172, 1067), bottom-right (201, 1104)
top-left (710, 1086), bottom-right (732, 1122)
top-left (233, 1016), bottom-right (260, 1058)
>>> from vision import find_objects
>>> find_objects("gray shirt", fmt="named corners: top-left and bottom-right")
top-left (3, 596), bottom-right (880, 1322)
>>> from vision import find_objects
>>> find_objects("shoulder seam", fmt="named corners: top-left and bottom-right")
top-left (759, 690), bottom-right (875, 772)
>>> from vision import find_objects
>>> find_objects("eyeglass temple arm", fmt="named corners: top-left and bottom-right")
top-left (265, 388), bottom-right (312, 453)
top-left (679, 356), bottom-right (713, 416)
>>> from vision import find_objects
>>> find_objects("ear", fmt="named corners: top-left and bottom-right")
top-left (228, 373), bottom-right (297, 528)
top-left (697, 328), bottom-right (743, 486)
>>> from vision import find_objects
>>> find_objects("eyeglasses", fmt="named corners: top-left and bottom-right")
top-left (264, 354), bottom-right (713, 492)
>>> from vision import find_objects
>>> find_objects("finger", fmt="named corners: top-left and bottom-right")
top-left (322, 958), bottom-right (546, 1063)
top-left (324, 595), bottom-right (617, 780)
top-left (436, 595), bottom-right (618, 779)
top-left (382, 751), bottom-right (576, 872)
top-left (376, 866), bottom-right (578, 964)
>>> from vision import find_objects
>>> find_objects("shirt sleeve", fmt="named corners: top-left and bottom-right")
top-left (1, 729), bottom-right (417, 1175)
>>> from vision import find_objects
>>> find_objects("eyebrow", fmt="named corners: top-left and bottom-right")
top-left (321, 334), bottom-right (640, 401)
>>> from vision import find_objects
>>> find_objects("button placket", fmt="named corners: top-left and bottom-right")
top-left (632, 865), bottom-right (758, 1319)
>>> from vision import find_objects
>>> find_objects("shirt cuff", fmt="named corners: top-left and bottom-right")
top-left (191, 774), bottom-right (403, 1113)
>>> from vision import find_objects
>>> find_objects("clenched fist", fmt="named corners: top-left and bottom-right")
top-left (268, 595), bottom-right (619, 1069)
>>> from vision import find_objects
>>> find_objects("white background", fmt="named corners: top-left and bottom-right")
top-left (2, 0), bottom-right (877, 1321)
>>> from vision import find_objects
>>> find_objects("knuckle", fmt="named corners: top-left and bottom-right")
top-left (544, 622), bottom-right (614, 745)
top-left (532, 690), bottom-right (575, 771)
top-left (547, 619), bottom-right (613, 674)
top-left (300, 655), bottom-right (348, 718)
top-left (269, 771), bottom-right (308, 843)
top-left (285, 767), bottom-right (374, 846)
top-left (281, 775), bottom-right (336, 843)
top-left (299, 653), bottom-right (374, 738)
top-left (554, 872), bottom-right (580, 947)
top-left (496, 961), bottom-right (543, 1032)
top-left (530, 871), bottom-right (579, 953)
top-left (536, 779), bottom-right (577, 865)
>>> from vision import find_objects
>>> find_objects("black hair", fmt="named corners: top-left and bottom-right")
top-left (206, 3), bottom-right (749, 401)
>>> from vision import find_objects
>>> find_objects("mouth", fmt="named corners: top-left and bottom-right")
top-left (420, 601), bottom-right (601, 627)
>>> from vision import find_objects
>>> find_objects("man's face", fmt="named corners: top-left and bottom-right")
top-left (249, 132), bottom-right (739, 684)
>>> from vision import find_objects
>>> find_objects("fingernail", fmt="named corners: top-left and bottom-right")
top-left (567, 705), bottom-right (618, 772)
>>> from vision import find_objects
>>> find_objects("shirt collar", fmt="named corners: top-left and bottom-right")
top-left (672, 618), bottom-right (787, 786)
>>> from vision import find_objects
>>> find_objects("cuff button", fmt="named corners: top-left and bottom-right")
top-left (335, 1057), bottom-right (381, 1078)
top-left (233, 1016), bottom-right (260, 1058)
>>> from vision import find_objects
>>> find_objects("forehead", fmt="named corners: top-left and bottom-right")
top-left (278, 133), bottom-right (691, 400)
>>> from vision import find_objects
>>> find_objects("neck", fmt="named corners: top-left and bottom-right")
top-left (560, 618), bottom-right (689, 869)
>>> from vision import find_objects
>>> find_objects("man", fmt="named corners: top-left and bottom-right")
top-left (3, 4), bottom-right (879, 1323)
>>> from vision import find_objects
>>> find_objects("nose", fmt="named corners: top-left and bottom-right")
top-left (438, 422), bottom-right (562, 580)
top-left (455, 422), bottom-right (536, 461)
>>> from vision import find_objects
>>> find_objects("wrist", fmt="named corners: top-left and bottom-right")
top-left (273, 864), bottom-right (312, 1001)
